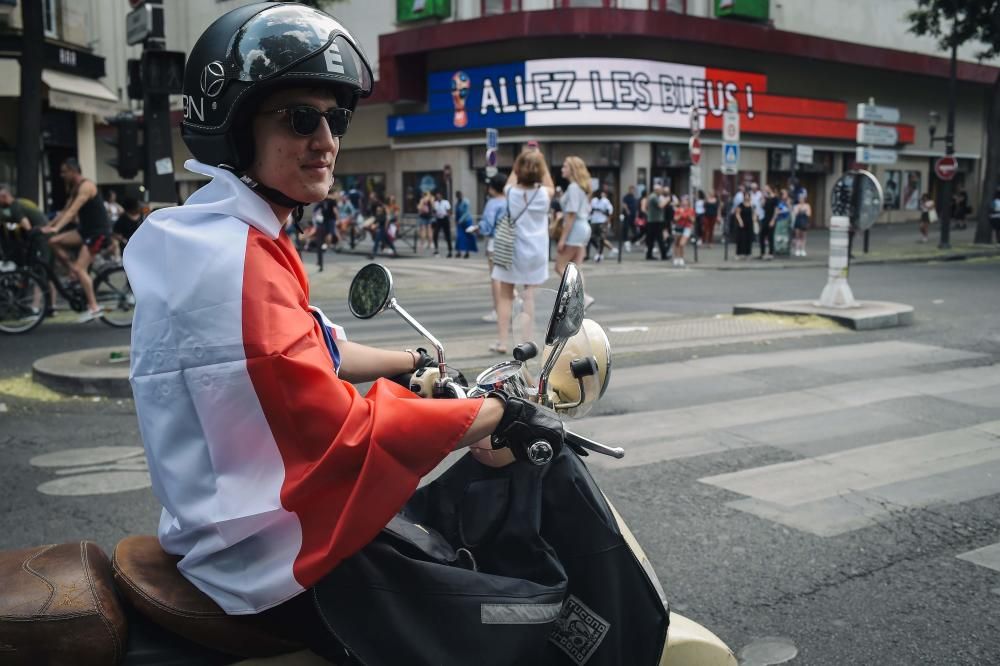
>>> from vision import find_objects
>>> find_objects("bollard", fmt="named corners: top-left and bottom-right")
top-left (816, 216), bottom-right (857, 308)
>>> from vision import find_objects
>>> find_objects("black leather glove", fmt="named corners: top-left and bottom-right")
top-left (409, 347), bottom-right (435, 371)
top-left (489, 393), bottom-right (565, 466)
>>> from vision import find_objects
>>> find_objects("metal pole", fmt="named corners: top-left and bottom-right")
top-left (939, 40), bottom-right (957, 249)
top-left (617, 212), bottom-right (624, 264)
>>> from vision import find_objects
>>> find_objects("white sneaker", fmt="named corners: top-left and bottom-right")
top-left (610, 247), bottom-right (619, 255)
top-left (678, 258), bottom-right (685, 267)
top-left (625, 241), bottom-right (632, 253)
top-left (595, 254), bottom-right (603, 263)
top-left (481, 310), bottom-right (498, 323)
top-left (76, 307), bottom-right (103, 323)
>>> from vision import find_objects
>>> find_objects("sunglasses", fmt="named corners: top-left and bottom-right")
top-left (260, 105), bottom-right (352, 138)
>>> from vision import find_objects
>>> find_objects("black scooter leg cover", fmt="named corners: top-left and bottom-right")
top-left (311, 447), bottom-right (668, 666)
top-left (311, 456), bottom-right (568, 666)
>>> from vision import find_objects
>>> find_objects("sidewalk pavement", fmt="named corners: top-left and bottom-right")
top-left (317, 220), bottom-right (1000, 273)
top-left (594, 220), bottom-right (1000, 270)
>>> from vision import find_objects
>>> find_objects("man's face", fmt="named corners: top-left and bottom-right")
top-left (0, 191), bottom-right (12, 207)
top-left (59, 165), bottom-right (77, 187)
top-left (248, 88), bottom-right (340, 206)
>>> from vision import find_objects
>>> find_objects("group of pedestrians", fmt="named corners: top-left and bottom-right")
top-left (728, 183), bottom-right (811, 260)
top-left (299, 188), bottom-right (401, 259)
top-left (415, 190), bottom-right (477, 258)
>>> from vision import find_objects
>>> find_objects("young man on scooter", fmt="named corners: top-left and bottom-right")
top-left (124, 1), bottom-right (563, 655)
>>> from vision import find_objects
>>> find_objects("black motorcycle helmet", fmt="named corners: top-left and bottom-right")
top-left (181, 2), bottom-right (373, 178)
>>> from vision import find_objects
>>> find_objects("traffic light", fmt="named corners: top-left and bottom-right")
top-left (141, 50), bottom-right (184, 95)
top-left (126, 59), bottom-right (143, 100)
top-left (105, 113), bottom-right (142, 180)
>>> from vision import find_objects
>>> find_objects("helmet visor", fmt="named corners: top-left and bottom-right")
top-left (229, 4), bottom-right (372, 94)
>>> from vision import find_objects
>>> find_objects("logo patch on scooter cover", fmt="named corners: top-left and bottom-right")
top-left (549, 595), bottom-right (610, 665)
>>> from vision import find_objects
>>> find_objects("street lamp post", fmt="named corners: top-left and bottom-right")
top-left (929, 41), bottom-right (958, 250)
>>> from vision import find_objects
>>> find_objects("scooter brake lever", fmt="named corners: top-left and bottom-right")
top-left (565, 430), bottom-right (625, 459)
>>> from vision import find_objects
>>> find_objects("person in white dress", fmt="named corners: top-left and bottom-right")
top-left (491, 148), bottom-right (554, 354)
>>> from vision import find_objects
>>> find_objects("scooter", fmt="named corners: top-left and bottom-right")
top-left (0, 263), bottom-right (735, 666)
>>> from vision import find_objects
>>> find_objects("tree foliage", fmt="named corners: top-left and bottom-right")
top-left (907, 0), bottom-right (1000, 59)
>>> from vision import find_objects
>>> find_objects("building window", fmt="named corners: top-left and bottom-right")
top-left (648, 0), bottom-right (686, 11)
top-left (482, 0), bottom-right (521, 15)
top-left (43, 0), bottom-right (58, 38)
top-left (556, 0), bottom-right (616, 7)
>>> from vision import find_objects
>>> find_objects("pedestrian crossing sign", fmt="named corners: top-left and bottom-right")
top-left (723, 143), bottom-right (740, 167)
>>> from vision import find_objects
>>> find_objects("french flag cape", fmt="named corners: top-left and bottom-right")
top-left (124, 160), bottom-right (482, 614)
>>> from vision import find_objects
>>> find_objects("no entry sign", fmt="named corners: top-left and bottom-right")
top-left (689, 136), bottom-right (702, 165)
top-left (934, 156), bottom-right (958, 181)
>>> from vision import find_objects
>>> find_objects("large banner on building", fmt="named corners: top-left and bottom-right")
top-left (386, 57), bottom-right (913, 144)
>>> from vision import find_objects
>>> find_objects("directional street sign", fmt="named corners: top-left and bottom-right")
top-left (857, 103), bottom-right (900, 124)
top-left (486, 128), bottom-right (498, 150)
top-left (690, 164), bottom-right (702, 189)
top-left (934, 155), bottom-right (958, 181)
top-left (855, 146), bottom-right (897, 165)
top-left (856, 124), bottom-right (898, 146)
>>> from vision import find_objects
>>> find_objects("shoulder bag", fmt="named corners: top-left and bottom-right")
top-left (493, 188), bottom-right (539, 270)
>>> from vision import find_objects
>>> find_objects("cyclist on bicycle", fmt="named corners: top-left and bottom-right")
top-left (41, 158), bottom-right (111, 322)
top-left (0, 184), bottom-right (48, 269)
top-left (124, 4), bottom-right (562, 658)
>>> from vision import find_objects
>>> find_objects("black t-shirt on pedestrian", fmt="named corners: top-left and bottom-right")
top-left (763, 196), bottom-right (778, 224)
top-left (113, 213), bottom-right (142, 240)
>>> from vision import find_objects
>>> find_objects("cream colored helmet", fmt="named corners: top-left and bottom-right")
top-left (544, 318), bottom-right (611, 418)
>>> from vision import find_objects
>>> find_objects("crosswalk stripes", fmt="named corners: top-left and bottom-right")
top-left (957, 542), bottom-right (1000, 572)
top-left (571, 341), bottom-right (1000, 538)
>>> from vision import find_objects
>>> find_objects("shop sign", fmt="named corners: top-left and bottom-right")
top-left (795, 145), bottom-right (813, 164)
top-left (390, 57), bottom-right (764, 136)
top-left (397, 0), bottom-right (451, 23)
top-left (388, 57), bottom-right (916, 145)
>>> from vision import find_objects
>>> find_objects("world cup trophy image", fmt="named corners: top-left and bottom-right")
top-left (451, 71), bottom-right (471, 128)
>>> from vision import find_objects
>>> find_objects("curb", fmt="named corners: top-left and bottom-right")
top-left (32, 347), bottom-right (132, 398)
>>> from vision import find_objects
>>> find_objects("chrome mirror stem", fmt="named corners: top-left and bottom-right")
top-left (389, 299), bottom-right (447, 377)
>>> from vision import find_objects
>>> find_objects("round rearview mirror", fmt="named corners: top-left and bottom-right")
top-left (348, 263), bottom-right (394, 319)
top-left (545, 263), bottom-right (585, 346)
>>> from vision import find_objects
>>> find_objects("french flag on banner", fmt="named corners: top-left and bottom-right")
top-left (125, 161), bottom-right (482, 614)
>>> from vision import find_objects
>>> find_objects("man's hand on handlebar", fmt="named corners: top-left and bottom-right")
top-left (489, 393), bottom-right (565, 466)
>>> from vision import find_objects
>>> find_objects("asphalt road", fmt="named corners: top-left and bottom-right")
top-left (1, 256), bottom-right (998, 665)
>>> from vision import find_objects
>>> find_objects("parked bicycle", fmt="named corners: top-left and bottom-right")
top-left (0, 228), bottom-right (134, 334)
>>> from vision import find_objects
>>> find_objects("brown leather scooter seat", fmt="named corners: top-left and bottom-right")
top-left (0, 541), bottom-right (127, 666)
top-left (111, 535), bottom-right (302, 658)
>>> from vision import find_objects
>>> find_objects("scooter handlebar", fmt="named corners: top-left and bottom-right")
top-left (565, 430), bottom-right (625, 459)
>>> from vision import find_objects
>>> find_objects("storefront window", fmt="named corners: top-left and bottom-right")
top-left (335, 173), bottom-right (386, 216)
top-left (402, 171), bottom-right (445, 215)
top-left (648, 0), bottom-right (686, 11)
top-left (481, 0), bottom-right (521, 15)
top-left (43, 0), bottom-right (59, 38)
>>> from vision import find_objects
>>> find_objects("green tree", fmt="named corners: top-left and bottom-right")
top-left (907, 0), bottom-right (1000, 244)
top-left (15, 0), bottom-right (44, 204)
